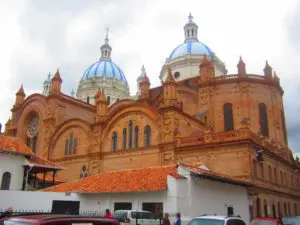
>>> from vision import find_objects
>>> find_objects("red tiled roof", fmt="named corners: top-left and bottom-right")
top-left (179, 163), bottom-right (251, 186)
top-left (0, 135), bottom-right (33, 156)
top-left (27, 156), bottom-right (64, 170)
top-left (43, 165), bottom-right (178, 193)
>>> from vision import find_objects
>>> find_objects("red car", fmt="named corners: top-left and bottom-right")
top-left (0, 214), bottom-right (121, 225)
top-left (251, 218), bottom-right (284, 225)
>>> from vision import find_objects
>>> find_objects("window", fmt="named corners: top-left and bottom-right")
top-left (268, 165), bottom-right (272, 182)
top-left (223, 103), bottom-right (234, 131)
top-left (114, 202), bottom-right (132, 211)
top-left (87, 96), bottom-right (90, 104)
top-left (278, 202), bottom-right (281, 217)
top-left (142, 202), bottom-right (163, 215)
top-left (107, 96), bottom-right (110, 105)
top-left (134, 125), bottom-right (139, 148)
top-left (260, 163), bottom-right (264, 178)
top-left (227, 206), bottom-right (234, 216)
top-left (144, 125), bottom-right (151, 147)
top-left (272, 204), bottom-right (276, 218)
top-left (264, 199), bottom-right (268, 217)
top-left (259, 103), bottom-right (269, 137)
top-left (1, 172), bottom-right (11, 190)
top-left (128, 120), bottom-right (133, 148)
top-left (65, 132), bottom-right (77, 155)
top-left (112, 132), bottom-right (117, 152)
top-left (281, 110), bottom-right (288, 144)
top-left (273, 168), bottom-right (277, 183)
top-left (294, 203), bottom-right (298, 215)
top-left (252, 160), bottom-right (257, 176)
top-left (26, 115), bottom-right (39, 154)
top-left (256, 198), bottom-right (261, 217)
top-left (122, 128), bottom-right (127, 149)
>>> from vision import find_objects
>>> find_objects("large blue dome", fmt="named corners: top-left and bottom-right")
top-left (168, 40), bottom-right (214, 60)
top-left (81, 59), bottom-right (128, 85)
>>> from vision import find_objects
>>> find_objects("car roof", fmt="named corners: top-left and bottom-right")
top-left (193, 216), bottom-right (242, 221)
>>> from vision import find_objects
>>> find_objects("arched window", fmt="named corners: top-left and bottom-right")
top-left (260, 163), bottom-right (264, 178)
top-left (284, 202), bottom-right (287, 215)
top-left (1, 172), bottom-right (11, 190)
top-left (278, 202), bottom-right (281, 217)
top-left (192, 29), bottom-right (194, 36)
top-left (273, 168), bottom-right (277, 183)
top-left (122, 128), bottom-right (127, 150)
top-left (112, 132), bottom-right (117, 152)
top-left (281, 110), bottom-right (288, 144)
top-left (107, 96), bottom-right (110, 105)
top-left (252, 160), bottom-right (257, 176)
top-left (294, 203), bottom-right (298, 216)
top-left (259, 103), bottom-right (269, 137)
top-left (27, 115), bottom-right (39, 154)
top-left (187, 30), bottom-right (190, 37)
top-left (128, 120), bottom-right (133, 148)
top-left (87, 96), bottom-right (90, 104)
top-left (65, 132), bottom-right (77, 155)
top-left (144, 125), bottom-right (151, 147)
top-left (223, 103), bottom-right (234, 131)
top-left (134, 126), bottom-right (139, 148)
top-left (256, 198), bottom-right (261, 217)
top-left (268, 165), bottom-right (272, 182)
top-left (264, 199), bottom-right (268, 217)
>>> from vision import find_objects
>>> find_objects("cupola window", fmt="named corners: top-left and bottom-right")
top-left (223, 103), bottom-right (234, 131)
top-left (122, 128), bottom-right (127, 150)
top-left (128, 120), bottom-right (133, 148)
top-left (259, 103), bottom-right (269, 137)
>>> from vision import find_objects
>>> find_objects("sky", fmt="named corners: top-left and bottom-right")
top-left (0, 0), bottom-right (300, 156)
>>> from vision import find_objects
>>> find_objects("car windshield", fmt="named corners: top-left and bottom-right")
top-left (114, 211), bottom-right (127, 218)
top-left (250, 220), bottom-right (277, 225)
top-left (188, 219), bottom-right (224, 225)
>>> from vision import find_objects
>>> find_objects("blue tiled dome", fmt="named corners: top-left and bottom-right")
top-left (81, 59), bottom-right (128, 85)
top-left (168, 40), bottom-right (214, 60)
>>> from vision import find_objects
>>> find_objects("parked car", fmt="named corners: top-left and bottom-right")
top-left (114, 210), bottom-right (159, 225)
top-left (282, 216), bottom-right (300, 225)
top-left (187, 215), bottom-right (247, 225)
top-left (0, 214), bottom-right (121, 225)
top-left (250, 218), bottom-right (284, 225)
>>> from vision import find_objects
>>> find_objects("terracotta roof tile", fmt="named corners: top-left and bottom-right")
top-left (0, 135), bottom-right (33, 156)
top-left (43, 165), bottom-right (178, 193)
top-left (27, 155), bottom-right (64, 170)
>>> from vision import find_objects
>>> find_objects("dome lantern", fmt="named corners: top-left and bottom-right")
top-left (184, 13), bottom-right (199, 43)
top-left (100, 28), bottom-right (112, 60)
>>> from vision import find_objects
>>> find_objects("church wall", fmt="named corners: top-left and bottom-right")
top-left (57, 156), bottom-right (92, 181)
top-left (176, 143), bottom-right (252, 178)
top-left (176, 88), bottom-right (197, 117)
top-left (198, 80), bottom-right (286, 148)
top-left (102, 148), bottom-right (161, 172)
top-left (51, 126), bottom-right (91, 160)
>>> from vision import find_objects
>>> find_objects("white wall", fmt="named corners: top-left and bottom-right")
top-left (0, 154), bottom-right (26, 190)
top-left (0, 190), bottom-right (78, 211)
top-left (177, 166), bottom-right (250, 224)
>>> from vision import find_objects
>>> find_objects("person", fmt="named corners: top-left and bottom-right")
top-left (0, 207), bottom-right (13, 219)
top-left (174, 213), bottom-right (181, 225)
top-left (163, 213), bottom-right (171, 225)
top-left (104, 209), bottom-right (112, 218)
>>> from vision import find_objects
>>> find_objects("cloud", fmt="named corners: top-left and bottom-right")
top-left (0, 0), bottom-right (300, 156)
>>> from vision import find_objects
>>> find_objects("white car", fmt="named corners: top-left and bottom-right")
top-left (187, 215), bottom-right (247, 225)
top-left (114, 210), bottom-right (160, 225)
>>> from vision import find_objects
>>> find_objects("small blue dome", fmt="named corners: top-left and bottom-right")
top-left (168, 40), bottom-right (214, 60)
top-left (81, 59), bottom-right (127, 85)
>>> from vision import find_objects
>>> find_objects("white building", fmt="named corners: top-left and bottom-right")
top-left (41, 163), bottom-right (251, 224)
top-left (0, 135), bottom-right (63, 191)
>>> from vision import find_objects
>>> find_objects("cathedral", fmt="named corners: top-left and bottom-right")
top-left (3, 14), bottom-right (300, 217)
